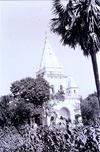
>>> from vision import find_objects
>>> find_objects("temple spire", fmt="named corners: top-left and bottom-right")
top-left (39, 34), bottom-right (64, 71)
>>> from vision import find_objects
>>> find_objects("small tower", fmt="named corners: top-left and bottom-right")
top-left (66, 76), bottom-right (79, 99)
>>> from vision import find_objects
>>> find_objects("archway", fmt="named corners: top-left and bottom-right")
top-left (58, 107), bottom-right (71, 121)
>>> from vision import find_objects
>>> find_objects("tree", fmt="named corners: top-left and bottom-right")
top-left (51, 0), bottom-right (100, 105)
top-left (81, 93), bottom-right (100, 125)
top-left (35, 77), bottom-right (50, 105)
top-left (10, 77), bottom-right (36, 100)
top-left (0, 95), bottom-right (13, 127)
top-left (9, 77), bottom-right (50, 126)
top-left (54, 89), bottom-right (65, 101)
top-left (10, 77), bottom-right (50, 106)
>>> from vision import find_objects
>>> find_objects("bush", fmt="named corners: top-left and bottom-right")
top-left (0, 124), bottom-right (100, 152)
top-left (81, 93), bottom-right (100, 126)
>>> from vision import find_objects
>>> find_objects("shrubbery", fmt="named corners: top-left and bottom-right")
top-left (81, 93), bottom-right (100, 126)
top-left (0, 125), bottom-right (100, 152)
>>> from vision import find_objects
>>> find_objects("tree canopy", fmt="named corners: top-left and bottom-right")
top-left (10, 77), bottom-right (50, 106)
top-left (81, 92), bottom-right (100, 126)
top-left (0, 77), bottom-right (50, 127)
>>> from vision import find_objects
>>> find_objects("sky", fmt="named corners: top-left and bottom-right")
top-left (0, 1), bottom-right (100, 98)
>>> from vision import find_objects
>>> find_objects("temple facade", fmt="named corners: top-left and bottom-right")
top-left (36, 37), bottom-right (82, 126)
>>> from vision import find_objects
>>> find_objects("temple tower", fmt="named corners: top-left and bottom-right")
top-left (36, 36), bottom-right (67, 94)
top-left (36, 36), bottom-right (82, 125)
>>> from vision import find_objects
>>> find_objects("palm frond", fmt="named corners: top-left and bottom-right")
top-left (96, 0), bottom-right (100, 6)
top-left (52, 0), bottom-right (65, 17)
top-left (51, 0), bottom-right (100, 55)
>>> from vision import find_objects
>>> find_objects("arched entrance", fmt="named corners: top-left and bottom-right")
top-left (58, 107), bottom-right (71, 121)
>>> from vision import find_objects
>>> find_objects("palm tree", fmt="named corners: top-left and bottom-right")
top-left (51, 0), bottom-right (100, 105)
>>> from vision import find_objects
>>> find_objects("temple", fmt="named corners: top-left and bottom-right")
top-left (36, 36), bottom-right (82, 126)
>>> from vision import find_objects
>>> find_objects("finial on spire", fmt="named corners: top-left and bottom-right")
top-left (44, 31), bottom-right (48, 47)
top-left (45, 31), bottom-right (47, 40)
top-left (39, 31), bottom-right (48, 69)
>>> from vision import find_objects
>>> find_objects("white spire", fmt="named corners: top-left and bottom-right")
top-left (39, 35), bottom-right (64, 72)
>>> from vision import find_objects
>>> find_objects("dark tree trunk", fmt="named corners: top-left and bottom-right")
top-left (90, 52), bottom-right (100, 106)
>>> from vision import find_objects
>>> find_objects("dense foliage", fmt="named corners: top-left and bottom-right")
top-left (0, 94), bottom-right (14, 127)
top-left (0, 125), bottom-right (100, 152)
top-left (10, 77), bottom-right (50, 106)
top-left (81, 93), bottom-right (100, 126)
top-left (0, 77), bottom-right (50, 127)
top-left (54, 89), bottom-right (65, 101)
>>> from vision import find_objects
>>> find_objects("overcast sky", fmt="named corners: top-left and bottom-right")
top-left (0, 1), bottom-right (100, 98)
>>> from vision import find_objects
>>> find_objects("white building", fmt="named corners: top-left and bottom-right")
top-left (36, 37), bottom-right (82, 126)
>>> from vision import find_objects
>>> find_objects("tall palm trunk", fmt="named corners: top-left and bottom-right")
top-left (90, 52), bottom-right (100, 106)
